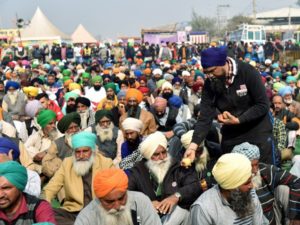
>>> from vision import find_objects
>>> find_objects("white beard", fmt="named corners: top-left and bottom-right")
top-left (98, 194), bottom-right (134, 225)
top-left (72, 152), bottom-right (95, 176)
top-left (8, 91), bottom-right (18, 105)
top-left (79, 110), bottom-right (89, 129)
top-left (95, 123), bottom-right (114, 142)
top-left (65, 133), bottom-right (75, 147)
top-left (146, 154), bottom-right (172, 183)
top-left (252, 170), bottom-right (262, 190)
top-left (48, 129), bottom-right (58, 141)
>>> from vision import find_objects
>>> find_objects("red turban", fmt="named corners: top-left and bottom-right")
top-left (138, 86), bottom-right (149, 94)
top-left (93, 168), bottom-right (128, 198)
top-left (126, 88), bottom-right (143, 103)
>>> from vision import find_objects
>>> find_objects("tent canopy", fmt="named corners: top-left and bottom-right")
top-left (71, 24), bottom-right (97, 44)
top-left (19, 7), bottom-right (70, 41)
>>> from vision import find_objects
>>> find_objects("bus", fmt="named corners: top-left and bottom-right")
top-left (228, 24), bottom-right (266, 44)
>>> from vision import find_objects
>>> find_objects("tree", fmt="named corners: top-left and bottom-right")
top-left (190, 10), bottom-right (218, 38)
top-left (226, 15), bottom-right (254, 32)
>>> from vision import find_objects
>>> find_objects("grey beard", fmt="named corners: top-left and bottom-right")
top-left (8, 92), bottom-right (18, 105)
top-left (252, 170), bottom-right (262, 190)
top-left (48, 129), bottom-right (58, 141)
top-left (98, 193), bottom-right (134, 225)
top-left (95, 123), bottom-right (114, 142)
top-left (228, 189), bottom-right (254, 218)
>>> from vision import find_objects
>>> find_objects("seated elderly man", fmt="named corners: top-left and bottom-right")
top-left (87, 110), bottom-right (122, 161)
top-left (232, 142), bottom-right (300, 225)
top-left (25, 109), bottom-right (57, 174)
top-left (190, 153), bottom-right (268, 225)
top-left (0, 161), bottom-right (56, 224)
top-left (42, 112), bottom-right (81, 178)
top-left (128, 131), bottom-right (201, 225)
top-left (43, 131), bottom-right (113, 225)
top-left (119, 117), bottom-right (144, 174)
top-left (74, 168), bottom-right (161, 225)
top-left (75, 96), bottom-right (95, 129)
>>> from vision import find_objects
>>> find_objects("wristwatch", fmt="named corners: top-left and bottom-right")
top-left (174, 192), bottom-right (182, 200)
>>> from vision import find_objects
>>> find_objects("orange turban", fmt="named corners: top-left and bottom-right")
top-left (144, 68), bottom-right (151, 76)
top-left (64, 79), bottom-right (73, 88)
top-left (93, 168), bottom-right (128, 198)
top-left (126, 88), bottom-right (143, 103)
top-left (103, 70), bottom-right (110, 75)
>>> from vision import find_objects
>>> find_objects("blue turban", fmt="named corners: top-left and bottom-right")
top-left (71, 131), bottom-right (97, 151)
top-left (104, 63), bottom-right (113, 69)
top-left (278, 86), bottom-right (293, 97)
top-left (0, 137), bottom-right (20, 160)
top-left (232, 142), bottom-right (260, 160)
top-left (168, 95), bottom-right (183, 109)
top-left (172, 77), bottom-right (182, 85)
top-left (134, 70), bottom-right (142, 77)
top-left (244, 53), bottom-right (251, 59)
top-left (0, 161), bottom-right (28, 191)
top-left (117, 90), bottom-right (126, 99)
top-left (5, 81), bottom-right (20, 92)
top-left (286, 76), bottom-right (297, 84)
top-left (201, 47), bottom-right (227, 69)
top-left (272, 71), bottom-right (282, 79)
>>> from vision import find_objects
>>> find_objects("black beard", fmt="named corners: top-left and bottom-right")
top-left (66, 104), bottom-right (77, 113)
top-left (127, 137), bottom-right (140, 149)
top-left (228, 189), bottom-right (253, 218)
top-left (126, 105), bottom-right (138, 117)
top-left (210, 76), bottom-right (226, 95)
top-left (107, 94), bottom-right (115, 100)
top-left (94, 85), bottom-right (101, 91)
top-left (162, 92), bottom-right (173, 100)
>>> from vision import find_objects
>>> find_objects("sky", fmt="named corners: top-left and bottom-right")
top-left (0, 0), bottom-right (298, 40)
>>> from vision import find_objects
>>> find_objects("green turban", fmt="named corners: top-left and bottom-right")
top-left (57, 112), bottom-right (81, 133)
top-left (0, 161), bottom-right (28, 191)
top-left (71, 131), bottom-right (97, 151)
top-left (91, 76), bottom-right (103, 85)
top-left (82, 72), bottom-right (91, 79)
top-left (63, 76), bottom-right (71, 82)
top-left (64, 91), bottom-right (79, 102)
top-left (62, 69), bottom-right (72, 77)
top-left (37, 109), bottom-right (56, 128)
top-left (104, 82), bottom-right (116, 93)
top-left (95, 110), bottom-right (113, 122)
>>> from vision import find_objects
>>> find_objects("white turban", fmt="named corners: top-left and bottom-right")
top-left (25, 100), bottom-right (43, 118)
top-left (140, 132), bottom-right (167, 159)
top-left (181, 130), bottom-right (194, 149)
top-left (162, 81), bottom-right (173, 91)
top-left (212, 153), bottom-right (252, 190)
top-left (122, 118), bottom-right (143, 133)
top-left (153, 68), bottom-right (162, 76)
top-left (182, 71), bottom-right (191, 77)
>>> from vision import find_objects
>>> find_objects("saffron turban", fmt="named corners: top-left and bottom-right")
top-left (23, 86), bottom-right (39, 97)
top-left (0, 161), bottom-right (27, 191)
top-left (57, 112), bottom-right (81, 134)
top-left (201, 47), bottom-right (227, 69)
top-left (144, 68), bottom-right (152, 76)
top-left (0, 137), bottom-right (20, 160)
top-left (154, 97), bottom-right (167, 109)
top-left (122, 118), bottom-right (143, 132)
top-left (140, 131), bottom-right (168, 159)
top-left (37, 109), bottom-right (56, 128)
top-left (95, 110), bottom-right (113, 123)
top-left (126, 88), bottom-right (143, 104)
top-left (93, 168), bottom-right (128, 198)
top-left (71, 131), bottom-right (96, 151)
top-left (212, 153), bottom-right (252, 190)
top-left (232, 142), bottom-right (260, 160)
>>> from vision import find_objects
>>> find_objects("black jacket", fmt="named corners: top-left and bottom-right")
top-left (128, 159), bottom-right (202, 209)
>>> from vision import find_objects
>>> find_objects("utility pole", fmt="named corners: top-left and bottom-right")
top-left (253, 0), bottom-right (257, 20)
top-left (217, 4), bottom-right (230, 37)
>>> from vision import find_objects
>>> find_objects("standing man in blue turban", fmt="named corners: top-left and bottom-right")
top-left (0, 161), bottom-right (56, 224)
top-left (183, 46), bottom-right (276, 166)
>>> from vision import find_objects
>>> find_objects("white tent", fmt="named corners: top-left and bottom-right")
top-left (255, 7), bottom-right (300, 19)
top-left (18, 7), bottom-right (70, 43)
top-left (71, 24), bottom-right (97, 44)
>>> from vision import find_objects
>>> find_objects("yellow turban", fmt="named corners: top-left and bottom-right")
top-left (23, 86), bottom-right (39, 97)
top-left (212, 153), bottom-right (252, 190)
top-left (139, 131), bottom-right (167, 159)
top-left (93, 168), bottom-right (128, 198)
top-left (68, 82), bottom-right (81, 91)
